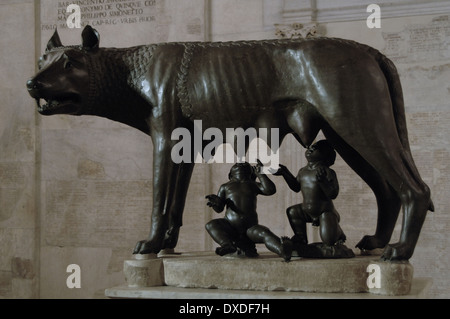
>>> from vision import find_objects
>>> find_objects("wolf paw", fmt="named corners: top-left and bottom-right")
top-left (133, 238), bottom-right (162, 255)
top-left (356, 235), bottom-right (387, 251)
top-left (381, 243), bottom-right (412, 261)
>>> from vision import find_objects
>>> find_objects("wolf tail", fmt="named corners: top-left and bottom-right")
top-left (373, 50), bottom-right (434, 212)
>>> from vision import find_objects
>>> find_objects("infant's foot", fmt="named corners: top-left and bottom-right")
top-left (215, 245), bottom-right (237, 256)
top-left (244, 249), bottom-right (259, 258)
top-left (280, 236), bottom-right (293, 262)
top-left (240, 245), bottom-right (259, 258)
top-left (338, 232), bottom-right (347, 244)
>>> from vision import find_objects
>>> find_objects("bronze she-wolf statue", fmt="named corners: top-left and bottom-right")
top-left (27, 25), bottom-right (433, 261)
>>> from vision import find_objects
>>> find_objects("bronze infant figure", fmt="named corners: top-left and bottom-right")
top-left (206, 160), bottom-right (293, 261)
top-left (273, 140), bottom-right (354, 258)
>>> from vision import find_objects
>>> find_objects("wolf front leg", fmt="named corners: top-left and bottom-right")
top-left (133, 136), bottom-right (194, 255)
top-left (161, 160), bottom-right (195, 251)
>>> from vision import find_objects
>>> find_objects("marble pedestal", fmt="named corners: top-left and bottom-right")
top-left (106, 251), bottom-right (432, 298)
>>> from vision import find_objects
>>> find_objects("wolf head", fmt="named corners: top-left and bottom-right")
top-left (26, 25), bottom-right (100, 115)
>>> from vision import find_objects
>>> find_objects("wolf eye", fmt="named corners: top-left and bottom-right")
top-left (64, 60), bottom-right (73, 69)
top-left (38, 57), bottom-right (44, 70)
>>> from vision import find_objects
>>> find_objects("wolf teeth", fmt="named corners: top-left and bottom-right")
top-left (37, 98), bottom-right (60, 111)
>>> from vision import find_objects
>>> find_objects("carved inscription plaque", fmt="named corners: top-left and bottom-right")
top-left (40, 0), bottom-right (206, 45)
top-left (382, 15), bottom-right (450, 62)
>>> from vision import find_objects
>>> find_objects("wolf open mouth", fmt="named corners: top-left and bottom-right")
top-left (35, 95), bottom-right (80, 114)
top-left (36, 98), bottom-right (61, 112)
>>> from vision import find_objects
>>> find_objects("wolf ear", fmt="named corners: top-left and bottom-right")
top-left (46, 29), bottom-right (63, 52)
top-left (82, 25), bottom-right (100, 51)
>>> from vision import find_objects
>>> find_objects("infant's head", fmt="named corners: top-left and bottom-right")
top-left (305, 140), bottom-right (336, 166)
top-left (228, 162), bottom-right (255, 180)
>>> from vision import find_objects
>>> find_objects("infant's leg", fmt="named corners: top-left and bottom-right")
top-left (247, 225), bottom-right (292, 261)
top-left (319, 211), bottom-right (343, 245)
top-left (286, 204), bottom-right (311, 245)
top-left (247, 225), bottom-right (277, 245)
top-left (205, 219), bottom-right (237, 255)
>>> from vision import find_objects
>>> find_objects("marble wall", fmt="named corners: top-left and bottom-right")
top-left (0, 0), bottom-right (38, 299)
top-left (0, 0), bottom-right (448, 298)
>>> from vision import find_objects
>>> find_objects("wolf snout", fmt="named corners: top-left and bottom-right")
top-left (26, 78), bottom-right (38, 90)
top-left (26, 78), bottom-right (42, 98)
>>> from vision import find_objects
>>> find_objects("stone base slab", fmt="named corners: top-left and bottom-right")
top-left (124, 255), bottom-right (164, 288)
top-left (105, 278), bottom-right (433, 299)
top-left (121, 251), bottom-right (418, 296)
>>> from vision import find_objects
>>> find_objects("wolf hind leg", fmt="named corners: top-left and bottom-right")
top-left (323, 127), bottom-right (401, 252)
top-left (323, 119), bottom-right (431, 260)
